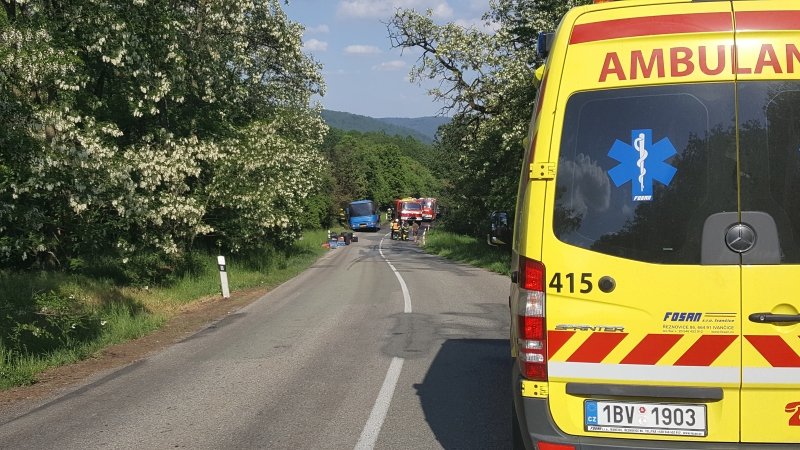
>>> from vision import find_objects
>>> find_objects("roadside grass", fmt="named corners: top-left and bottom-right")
top-left (0, 229), bottom-right (329, 390)
top-left (421, 228), bottom-right (511, 276)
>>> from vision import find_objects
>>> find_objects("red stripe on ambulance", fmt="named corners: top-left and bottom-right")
top-left (550, 333), bottom-right (774, 367)
top-left (674, 335), bottom-right (737, 366)
top-left (547, 330), bottom-right (576, 359)
top-left (745, 335), bottom-right (800, 367)
top-left (620, 334), bottom-right (683, 365)
top-left (566, 332), bottom-right (628, 363)
top-left (735, 11), bottom-right (800, 31)
top-left (570, 13), bottom-right (731, 45)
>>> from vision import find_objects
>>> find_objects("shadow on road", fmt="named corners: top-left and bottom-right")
top-left (414, 338), bottom-right (511, 449)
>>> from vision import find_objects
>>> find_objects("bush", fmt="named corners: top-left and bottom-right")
top-left (74, 252), bottom-right (205, 287)
top-left (1, 290), bottom-right (102, 359)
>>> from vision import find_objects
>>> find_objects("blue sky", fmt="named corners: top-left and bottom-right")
top-left (283, 0), bottom-right (492, 118)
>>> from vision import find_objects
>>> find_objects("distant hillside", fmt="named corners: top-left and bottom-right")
top-left (321, 110), bottom-right (449, 143)
top-left (375, 116), bottom-right (451, 141)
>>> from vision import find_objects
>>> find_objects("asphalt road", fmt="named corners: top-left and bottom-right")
top-left (0, 230), bottom-right (512, 449)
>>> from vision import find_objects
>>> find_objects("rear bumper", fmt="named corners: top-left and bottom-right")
top-left (511, 362), bottom-right (796, 450)
top-left (349, 221), bottom-right (378, 230)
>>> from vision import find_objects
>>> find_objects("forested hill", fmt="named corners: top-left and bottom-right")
top-left (321, 110), bottom-right (449, 143)
top-left (375, 116), bottom-right (451, 141)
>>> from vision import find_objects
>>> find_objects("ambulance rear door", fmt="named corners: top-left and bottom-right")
top-left (542, 1), bottom-right (741, 442)
top-left (733, 1), bottom-right (800, 443)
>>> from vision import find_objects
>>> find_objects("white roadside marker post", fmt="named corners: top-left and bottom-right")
top-left (218, 255), bottom-right (230, 299)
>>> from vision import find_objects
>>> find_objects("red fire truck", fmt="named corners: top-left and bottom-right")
top-left (420, 197), bottom-right (437, 221)
top-left (394, 197), bottom-right (423, 222)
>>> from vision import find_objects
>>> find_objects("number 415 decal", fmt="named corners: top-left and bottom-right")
top-left (549, 272), bottom-right (593, 294)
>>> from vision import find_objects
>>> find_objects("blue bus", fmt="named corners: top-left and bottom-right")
top-left (347, 199), bottom-right (380, 231)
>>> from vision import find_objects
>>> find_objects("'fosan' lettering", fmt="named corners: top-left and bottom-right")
top-left (599, 43), bottom-right (799, 82)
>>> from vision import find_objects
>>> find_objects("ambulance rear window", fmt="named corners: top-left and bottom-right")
top-left (739, 81), bottom-right (800, 263)
top-left (554, 84), bottom-right (737, 264)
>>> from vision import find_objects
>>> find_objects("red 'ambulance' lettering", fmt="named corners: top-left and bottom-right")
top-left (631, 49), bottom-right (664, 79)
top-left (599, 43), bottom-right (800, 82)
top-left (671, 47), bottom-right (693, 77)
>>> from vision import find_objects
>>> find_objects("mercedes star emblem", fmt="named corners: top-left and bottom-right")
top-left (725, 223), bottom-right (756, 253)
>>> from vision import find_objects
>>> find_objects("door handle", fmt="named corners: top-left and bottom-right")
top-left (748, 313), bottom-right (800, 324)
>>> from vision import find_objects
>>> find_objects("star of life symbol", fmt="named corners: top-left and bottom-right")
top-left (608, 129), bottom-right (677, 201)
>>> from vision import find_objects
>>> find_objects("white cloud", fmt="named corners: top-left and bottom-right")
top-left (454, 17), bottom-right (499, 33)
top-left (337, 0), bottom-right (453, 19)
top-left (469, 0), bottom-right (490, 12)
top-left (303, 39), bottom-right (329, 52)
top-left (345, 44), bottom-right (382, 55)
top-left (373, 60), bottom-right (406, 71)
top-left (431, 3), bottom-right (453, 18)
top-left (306, 24), bottom-right (330, 34)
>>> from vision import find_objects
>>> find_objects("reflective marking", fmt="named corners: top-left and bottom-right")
top-left (736, 11), bottom-right (800, 31)
top-left (745, 335), bottom-right (800, 367)
top-left (549, 362), bottom-right (740, 384)
top-left (570, 12), bottom-right (732, 45)
top-left (620, 334), bottom-right (683, 365)
top-left (566, 332), bottom-right (629, 363)
top-left (743, 367), bottom-right (800, 384)
top-left (354, 235), bottom-right (412, 449)
top-left (548, 330), bottom-right (576, 358)
top-left (674, 334), bottom-right (737, 366)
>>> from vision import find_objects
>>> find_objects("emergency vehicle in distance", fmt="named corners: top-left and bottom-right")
top-left (346, 199), bottom-right (380, 231)
top-left (394, 197), bottom-right (423, 222)
top-left (498, 0), bottom-right (800, 449)
top-left (419, 197), bottom-right (437, 221)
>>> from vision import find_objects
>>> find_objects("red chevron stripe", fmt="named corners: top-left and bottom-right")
top-left (620, 333), bottom-right (683, 365)
top-left (548, 330), bottom-right (576, 359)
top-left (566, 332), bottom-right (628, 363)
top-left (745, 335), bottom-right (800, 368)
top-left (674, 334), bottom-right (736, 366)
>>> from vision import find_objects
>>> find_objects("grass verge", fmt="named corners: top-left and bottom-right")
top-left (421, 228), bottom-right (511, 276)
top-left (0, 230), bottom-right (329, 390)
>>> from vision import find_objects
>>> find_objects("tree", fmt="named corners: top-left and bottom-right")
top-left (388, 0), bottom-right (591, 235)
top-left (320, 129), bottom-right (440, 212)
top-left (0, 0), bottom-right (326, 270)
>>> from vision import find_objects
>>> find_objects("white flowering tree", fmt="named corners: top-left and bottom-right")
top-left (0, 0), bottom-right (326, 271)
top-left (388, 0), bottom-right (590, 235)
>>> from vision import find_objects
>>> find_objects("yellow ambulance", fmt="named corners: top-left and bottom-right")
top-left (509, 0), bottom-right (800, 448)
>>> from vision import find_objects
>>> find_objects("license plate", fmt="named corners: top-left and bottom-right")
top-left (584, 400), bottom-right (707, 437)
top-left (359, 224), bottom-right (366, 228)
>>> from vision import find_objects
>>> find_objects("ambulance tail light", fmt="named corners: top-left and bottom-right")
top-left (517, 256), bottom-right (547, 381)
top-left (538, 442), bottom-right (575, 450)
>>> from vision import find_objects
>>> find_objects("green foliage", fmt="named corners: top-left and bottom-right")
top-left (377, 116), bottom-right (451, 142)
top-left (321, 110), bottom-right (442, 143)
top-left (1, 290), bottom-right (103, 359)
top-left (0, 0), bottom-right (327, 274)
top-left (74, 252), bottom-right (205, 286)
top-left (0, 229), bottom-right (329, 389)
top-left (422, 229), bottom-right (511, 275)
top-left (389, 0), bottom-right (592, 236)
top-left (320, 128), bottom-right (441, 210)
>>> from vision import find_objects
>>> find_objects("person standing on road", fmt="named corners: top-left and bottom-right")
top-left (412, 220), bottom-right (420, 243)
